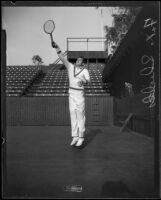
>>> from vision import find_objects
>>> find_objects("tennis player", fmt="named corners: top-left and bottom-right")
top-left (52, 41), bottom-right (91, 147)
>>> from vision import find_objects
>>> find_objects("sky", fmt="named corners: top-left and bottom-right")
top-left (2, 7), bottom-right (113, 65)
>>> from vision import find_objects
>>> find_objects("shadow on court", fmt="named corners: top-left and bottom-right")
top-left (73, 128), bottom-right (102, 150)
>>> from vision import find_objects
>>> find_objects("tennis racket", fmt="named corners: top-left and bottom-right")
top-left (43, 20), bottom-right (55, 44)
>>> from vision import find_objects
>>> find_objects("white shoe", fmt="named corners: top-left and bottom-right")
top-left (70, 137), bottom-right (79, 146)
top-left (75, 138), bottom-right (84, 147)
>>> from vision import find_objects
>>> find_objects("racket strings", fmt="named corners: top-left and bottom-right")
top-left (44, 20), bottom-right (55, 34)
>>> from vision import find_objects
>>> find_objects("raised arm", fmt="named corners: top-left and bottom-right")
top-left (52, 41), bottom-right (70, 68)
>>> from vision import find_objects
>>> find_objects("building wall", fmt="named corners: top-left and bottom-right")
top-left (67, 51), bottom-right (108, 60)
top-left (6, 96), bottom-right (113, 126)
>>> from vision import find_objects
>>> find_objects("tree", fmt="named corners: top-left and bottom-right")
top-left (104, 7), bottom-right (142, 48)
top-left (32, 55), bottom-right (43, 65)
top-left (104, 26), bottom-right (118, 43)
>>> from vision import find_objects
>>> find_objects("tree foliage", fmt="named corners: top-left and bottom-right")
top-left (104, 7), bottom-right (142, 47)
top-left (32, 55), bottom-right (43, 65)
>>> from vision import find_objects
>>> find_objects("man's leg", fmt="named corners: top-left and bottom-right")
top-left (75, 95), bottom-right (86, 146)
top-left (70, 109), bottom-right (79, 137)
top-left (77, 108), bottom-right (85, 138)
top-left (69, 94), bottom-right (79, 145)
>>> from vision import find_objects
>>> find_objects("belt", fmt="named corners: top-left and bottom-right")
top-left (69, 87), bottom-right (84, 91)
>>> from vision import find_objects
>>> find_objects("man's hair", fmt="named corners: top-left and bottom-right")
top-left (78, 56), bottom-right (86, 63)
top-left (111, 45), bottom-right (116, 49)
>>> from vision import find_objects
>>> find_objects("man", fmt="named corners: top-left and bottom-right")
top-left (102, 45), bottom-right (116, 84)
top-left (107, 45), bottom-right (116, 61)
top-left (52, 41), bottom-right (91, 147)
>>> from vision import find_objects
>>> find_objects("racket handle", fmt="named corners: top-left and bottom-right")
top-left (50, 33), bottom-right (54, 43)
top-left (50, 34), bottom-right (58, 48)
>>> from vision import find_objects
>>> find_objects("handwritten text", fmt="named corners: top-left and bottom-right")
top-left (139, 55), bottom-right (155, 108)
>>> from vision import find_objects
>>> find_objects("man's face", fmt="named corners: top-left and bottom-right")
top-left (76, 57), bottom-right (83, 67)
top-left (111, 47), bottom-right (116, 54)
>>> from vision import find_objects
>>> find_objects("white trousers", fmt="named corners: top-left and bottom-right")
top-left (69, 89), bottom-right (85, 138)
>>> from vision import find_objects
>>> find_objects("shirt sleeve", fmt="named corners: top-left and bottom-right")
top-left (84, 69), bottom-right (90, 82)
top-left (57, 52), bottom-right (70, 68)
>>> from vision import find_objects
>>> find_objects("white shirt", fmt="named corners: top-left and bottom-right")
top-left (67, 63), bottom-right (90, 90)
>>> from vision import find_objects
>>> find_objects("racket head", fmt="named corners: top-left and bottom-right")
top-left (44, 20), bottom-right (55, 34)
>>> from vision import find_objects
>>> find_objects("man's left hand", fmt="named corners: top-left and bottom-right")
top-left (78, 81), bottom-right (83, 87)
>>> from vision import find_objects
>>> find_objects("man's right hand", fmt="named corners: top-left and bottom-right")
top-left (52, 41), bottom-right (58, 48)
